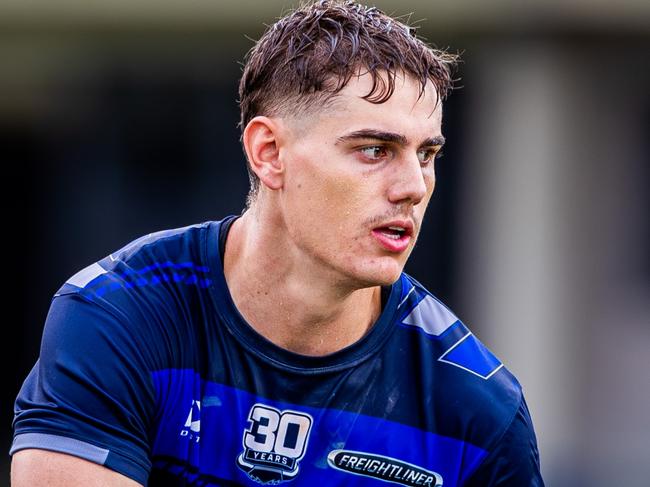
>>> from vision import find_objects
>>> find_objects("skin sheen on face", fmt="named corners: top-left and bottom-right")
top-left (277, 73), bottom-right (444, 290)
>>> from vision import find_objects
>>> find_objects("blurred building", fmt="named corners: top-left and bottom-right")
top-left (1, 1), bottom-right (649, 486)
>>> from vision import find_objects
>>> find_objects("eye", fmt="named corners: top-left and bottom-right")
top-left (359, 145), bottom-right (390, 161)
top-left (417, 146), bottom-right (443, 165)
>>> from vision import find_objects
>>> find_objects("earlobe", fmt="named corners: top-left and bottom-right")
top-left (243, 116), bottom-right (284, 191)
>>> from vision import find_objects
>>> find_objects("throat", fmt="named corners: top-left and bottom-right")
top-left (232, 275), bottom-right (383, 356)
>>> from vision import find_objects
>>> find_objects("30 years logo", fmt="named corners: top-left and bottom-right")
top-left (237, 404), bottom-right (313, 485)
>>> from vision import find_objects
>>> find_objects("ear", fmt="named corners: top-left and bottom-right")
top-left (242, 116), bottom-right (284, 191)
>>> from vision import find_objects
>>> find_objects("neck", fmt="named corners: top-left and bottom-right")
top-left (223, 209), bottom-right (383, 356)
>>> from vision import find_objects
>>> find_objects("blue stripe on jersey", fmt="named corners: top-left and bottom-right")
top-left (56, 260), bottom-right (213, 299)
top-left (150, 369), bottom-right (488, 487)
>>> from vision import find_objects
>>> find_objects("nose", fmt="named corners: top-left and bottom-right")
top-left (386, 155), bottom-right (432, 206)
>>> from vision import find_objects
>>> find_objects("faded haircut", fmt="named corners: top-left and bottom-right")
top-left (238, 0), bottom-right (459, 200)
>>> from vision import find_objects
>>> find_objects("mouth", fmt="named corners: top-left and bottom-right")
top-left (371, 221), bottom-right (414, 253)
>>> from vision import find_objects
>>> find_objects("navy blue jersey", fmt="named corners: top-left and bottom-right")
top-left (12, 217), bottom-right (543, 486)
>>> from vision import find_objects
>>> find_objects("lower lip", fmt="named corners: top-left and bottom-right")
top-left (371, 230), bottom-right (412, 253)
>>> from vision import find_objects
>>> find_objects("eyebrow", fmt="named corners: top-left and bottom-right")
top-left (336, 129), bottom-right (445, 148)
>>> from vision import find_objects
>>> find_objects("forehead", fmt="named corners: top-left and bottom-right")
top-left (305, 73), bottom-right (443, 137)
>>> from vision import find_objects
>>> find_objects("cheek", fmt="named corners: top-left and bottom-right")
top-left (289, 161), bottom-right (371, 217)
top-left (282, 165), bottom-right (348, 242)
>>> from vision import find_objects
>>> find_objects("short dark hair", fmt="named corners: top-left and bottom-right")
top-left (239, 0), bottom-right (458, 198)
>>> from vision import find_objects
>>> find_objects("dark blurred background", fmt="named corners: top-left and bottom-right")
top-left (2, 1), bottom-right (649, 485)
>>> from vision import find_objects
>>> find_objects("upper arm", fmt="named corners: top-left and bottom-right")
top-left (11, 449), bottom-right (143, 487)
top-left (463, 397), bottom-right (544, 486)
top-left (11, 293), bottom-right (158, 485)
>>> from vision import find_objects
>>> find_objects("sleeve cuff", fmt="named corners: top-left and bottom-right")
top-left (10, 432), bottom-right (148, 486)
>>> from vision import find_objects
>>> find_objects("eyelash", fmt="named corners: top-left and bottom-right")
top-left (358, 145), bottom-right (443, 164)
top-left (359, 146), bottom-right (390, 160)
top-left (420, 148), bottom-right (444, 163)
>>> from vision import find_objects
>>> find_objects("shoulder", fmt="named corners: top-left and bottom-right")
top-left (48, 221), bottom-right (220, 365)
top-left (394, 274), bottom-right (525, 451)
top-left (56, 221), bottom-right (214, 302)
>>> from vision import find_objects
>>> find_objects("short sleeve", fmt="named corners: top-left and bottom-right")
top-left (463, 396), bottom-right (544, 486)
top-left (11, 293), bottom-right (157, 485)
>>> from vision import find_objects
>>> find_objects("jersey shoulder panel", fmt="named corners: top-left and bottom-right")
top-left (395, 274), bottom-right (524, 452)
top-left (56, 222), bottom-right (212, 297)
top-left (55, 223), bottom-right (211, 315)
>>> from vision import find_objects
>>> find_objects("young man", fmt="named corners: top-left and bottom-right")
top-left (11, 1), bottom-right (543, 486)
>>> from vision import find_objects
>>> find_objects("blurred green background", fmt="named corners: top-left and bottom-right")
top-left (2, 1), bottom-right (649, 485)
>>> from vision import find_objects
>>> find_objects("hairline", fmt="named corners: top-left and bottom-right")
top-left (257, 69), bottom-right (442, 131)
